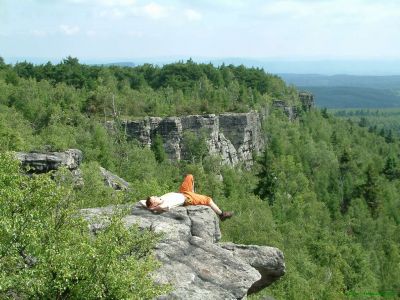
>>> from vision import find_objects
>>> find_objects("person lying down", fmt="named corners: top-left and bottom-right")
top-left (145, 174), bottom-right (233, 221)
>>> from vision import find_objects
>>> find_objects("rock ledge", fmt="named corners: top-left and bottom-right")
top-left (81, 204), bottom-right (285, 299)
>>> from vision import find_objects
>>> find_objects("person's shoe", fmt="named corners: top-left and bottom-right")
top-left (219, 211), bottom-right (234, 221)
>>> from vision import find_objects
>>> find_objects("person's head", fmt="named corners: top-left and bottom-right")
top-left (146, 196), bottom-right (161, 208)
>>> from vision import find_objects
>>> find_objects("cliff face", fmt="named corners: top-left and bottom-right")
top-left (272, 91), bottom-right (315, 121)
top-left (120, 93), bottom-right (314, 166)
top-left (121, 111), bottom-right (264, 166)
top-left (299, 92), bottom-right (314, 111)
top-left (81, 204), bottom-right (285, 299)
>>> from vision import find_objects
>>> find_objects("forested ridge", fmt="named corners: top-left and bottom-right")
top-left (0, 57), bottom-right (399, 299)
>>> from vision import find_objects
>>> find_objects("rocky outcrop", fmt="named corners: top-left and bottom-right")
top-left (15, 149), bottom-right (83, 173)
top-left (99, 167), bottom-right (130, 191)
top-left (81, 204), bottom-right (285, 299)
top-left (299, 92), bottom-right (314, 111)
top-left (272, 100), bottom-right (298, 120)
top-left (272, 92), bottom-right (315, 121)
top-left (219, 243), bottom-right (286, 294)
top-left (116, 111), bottom-right (264, 166)
top-left (15, 149), bottom-right (129, 191)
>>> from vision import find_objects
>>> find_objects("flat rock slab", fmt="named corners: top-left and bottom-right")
top-left (81, 204), bottom-right (285, 299)
top-left (16, 149), bottom-right (83, 172)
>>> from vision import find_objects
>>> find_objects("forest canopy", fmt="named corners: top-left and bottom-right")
top-left (0, 57), bottom-right (399, 299)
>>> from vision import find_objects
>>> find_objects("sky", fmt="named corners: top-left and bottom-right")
top-left (1, 0), bottom-right (400, 64)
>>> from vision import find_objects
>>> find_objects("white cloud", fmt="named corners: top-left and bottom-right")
top-left (93, 1), bottom-right (171, 20)
top-left (66, 0), bottom-right (135, 6)
top-left (99, 0), bottom-right (136, 7)
top-left (142, 3), bottom-right (168, 19)
top-left (60, 25), bottom-right (80, 35)
top-left (98, 8), bottom-right (126, 19)
top-left (261, 0), bottom-right (400, 24)
top-left (66, 0), bottom-right (87, 3)
top-left (184, 9), bottom-right (202, 21)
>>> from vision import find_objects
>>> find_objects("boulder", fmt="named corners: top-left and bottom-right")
top-left (15, 149), bottom-right (130, 191)
top-left (16, 149), bottom-right (83, 173)
top-left (219, 243), bottom-right (286, 293)
top-left (99, 167), bottom-right (130, 191)
top-left (81, 204), bottom-right (285, 299)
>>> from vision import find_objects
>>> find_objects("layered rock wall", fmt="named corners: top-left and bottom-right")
top-left (121, 111), bottom-right (265, 166)
top-left (15, 149), bottom-right (83, 173)
top-left (299, 92), bottom-right (314, 111)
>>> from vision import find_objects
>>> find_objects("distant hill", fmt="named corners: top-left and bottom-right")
top-left (280, 74), bottom-right (400, 89)
top-left (279, 74), bottom-right (400, 108)
top-left (298, 86), bottom-right (400, 108)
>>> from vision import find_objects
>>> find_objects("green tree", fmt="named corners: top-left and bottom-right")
top-left (182, 131), bottom-right (208, 163)
top-left (382, 156), bottom-right (399, 181)
top-left (254, 149), bottom-right (277, 204)
top-left (0, 56), bottom-right (6, 69)
top-left (362, 165), bottom-right (381, 218)
top-left (0, 153), bottom-right (167, 299)
top-left (151, 134), bottom-right (167, 163)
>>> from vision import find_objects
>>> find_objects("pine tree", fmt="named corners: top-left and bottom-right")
top-left (254, 149), bottom-right (277, 205)
top-left (362, 165), bottom-right (380, 218)
top-left (383, 156), bottom-right (399, 181)
top-left (151, 134), bottom-right (166, 163)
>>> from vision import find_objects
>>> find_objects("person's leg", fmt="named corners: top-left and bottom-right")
top-left (209, 199), bottom-right (233, 220)
top-left (179, 174), bottom-right (194, 193)
top-left (184, 192), bottom-right (233, 220)
top-left (209, 199), bottom-right (222, 215)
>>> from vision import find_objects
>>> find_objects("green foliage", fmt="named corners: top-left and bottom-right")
top-left (332, 108), bottom-right (400, 138)
top-left (0, 59), bottom-right (399, 299)
top-left (72, 161), bottom-right (121, 208)
top-left (0, 153), bottom-right (168, 299)
top-left (248, 109), bottom-right (400, 299)
top-left (1, 58), bottom-right (292, 118)
top-left (181, 131), bottom-right (208, 163)
top-left (0, 105), bottom-right (38, 151)
top-left (151, 134), bottom-right (166, 163)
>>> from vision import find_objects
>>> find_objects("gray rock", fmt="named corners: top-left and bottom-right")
top-left (219, 243), bottom-right (285, 294)
top-left (15, 150), bottom-right (130, 191)
top-left (99, 167), bottom-right (130, 190)
top-left (110, 111), bottom-right (265, 167)
top-left (272, 92), bottom-right (314, 120)
top-left (299, 92), bottom-right (314, 111)
top-left (272, 100), bottom-right (298, 121)
top-left (15, 149), bottom-right (83, 172)
top-left (80, 204), bottom-right (285, 299)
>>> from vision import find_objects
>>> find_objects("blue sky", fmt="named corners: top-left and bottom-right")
top-left (1, 0), bottom-right (400, 62)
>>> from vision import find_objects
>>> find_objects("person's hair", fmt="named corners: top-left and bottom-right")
top-left (146, 196), bottom-right (152, 208)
